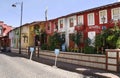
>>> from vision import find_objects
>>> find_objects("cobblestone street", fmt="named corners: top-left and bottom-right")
top-left (0, 52), bottom-right (85, 78)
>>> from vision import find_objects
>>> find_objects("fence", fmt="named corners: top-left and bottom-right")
top-left (11, 47), bottom-right (120, 72)
top-left (106, 49), bottom-right (120, 72)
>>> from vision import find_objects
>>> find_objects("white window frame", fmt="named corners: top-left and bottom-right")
top-left (111, 7), bottom-right (120, 20)
top-left (87, 13), bottom-right (95, 26)
top-left (48, 22), bottom-right (51, 30)
top-left (99, 10), bottom-right (107, 24)
top-left (69, 18), bottom-right (74, 27)
top-left (88, 31), bottom-right (96, 46)
top-left (60, 19), bottom-right (63, 28)
top-left (78, 15), bottom-right (84, 25)
top-left (0, 26), bottom-right (2, 35)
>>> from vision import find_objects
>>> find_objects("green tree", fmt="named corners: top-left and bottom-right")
top-left (70, 31), bottom-right (82, 49)
top-left (95, 34), bottom-right (103, 53)
top-left (106, 25), bottom-right (120, 48)
top-left (48, 32), bottom-right (65, 50)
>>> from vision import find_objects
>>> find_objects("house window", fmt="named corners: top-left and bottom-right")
top-left (54, 22), bottom-right (58, 32)
top-left (34, 24), bottom-right (40, 35)
top-left (0, 26), bottom-right (2, 35)
top-left (60, 20), bottom-right (63, 28)
top-left (69, 18), bottom-right (74, 27)
top-left (88, 13), bottom-right (94, 26)
top-left (111, 7), bottom-right (120, 20)
top-left (78, 15), bottom-right (83, 25)
top-left (47, 23), bottom-right (51, 30)
top-left (99, 10), bottom-right (107, 24)
top-left (55, 22), bottom-right (58, 30)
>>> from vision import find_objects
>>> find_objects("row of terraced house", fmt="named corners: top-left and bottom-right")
top-left (0, 21), bottom-right (13, 50)
top-left (8, 2), bottom-right (120, 50)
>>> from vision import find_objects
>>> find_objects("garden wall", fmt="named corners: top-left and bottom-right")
top-left (11, 48), bottom-right (120, 72)
top-left (38, 50), bottom-right (106, 70)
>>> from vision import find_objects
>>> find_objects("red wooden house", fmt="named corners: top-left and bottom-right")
top-left (45, 18), bottom-right (58, 43)
top-left (45, 2), bottom-right (120, 49)
top-left (74, 2), bottom-right (120, 47)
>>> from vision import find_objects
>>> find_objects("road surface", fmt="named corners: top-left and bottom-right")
top-left (0, 52), bottom-right (85, 78)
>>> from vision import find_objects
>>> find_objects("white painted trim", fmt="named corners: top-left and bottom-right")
top-left (111, 7), bottom-right (120, 20)
top-left (87, 13), bottom-right (95, 26)
top-left (78, 15), bottom-right (84, 25)
top-left (99, 9), bottom-right (107, 24)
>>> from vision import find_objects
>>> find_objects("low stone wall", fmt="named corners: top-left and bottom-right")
top-left (11, 48), bottom-right (120, 72)
top-left (11, 48), bottom-right (28, 56)
top-left (38, 50), bottom-right (106, 70)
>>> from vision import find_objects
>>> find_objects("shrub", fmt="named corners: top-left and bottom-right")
top-left (83, 46), bottom-right (95, 54)
top-left (48, 45), bottom-right (56, 51)
top-left (41, 43), bottom-right (48, 50)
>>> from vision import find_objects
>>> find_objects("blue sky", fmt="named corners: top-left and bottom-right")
top-left (0, 0), bottom-right (119, 27)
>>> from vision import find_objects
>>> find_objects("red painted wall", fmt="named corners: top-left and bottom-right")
top-left (76, 4), bottom-right (120, 38)
top-left (45, 2), bottom-right (120, 48)
top-left (46, 19), bottom-right (58, 35)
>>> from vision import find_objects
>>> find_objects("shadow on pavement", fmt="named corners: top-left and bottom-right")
top-left (33, 57), bottom-right (118, 78)
top-left (0, 51), bottom-right (28, 58)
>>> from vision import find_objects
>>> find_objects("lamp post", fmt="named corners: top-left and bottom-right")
top-left (12, 2), bottom-right (23, 54)
top-left (101, 16), bottom-right (106, 30)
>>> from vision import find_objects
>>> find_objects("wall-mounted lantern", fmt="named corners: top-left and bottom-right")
top-left (101, 16), bottom-right (105, 24)
top-left (101, 16), bottom-right (106, 30)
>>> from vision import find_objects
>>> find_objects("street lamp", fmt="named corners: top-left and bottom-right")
top-left (12, 2), bottom-right (23, 54)
top-left (101, 16), bottom-right (106, 30)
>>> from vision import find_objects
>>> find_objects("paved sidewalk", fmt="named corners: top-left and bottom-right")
top-left (32, 57), bottom-right (120, 78)
top-left (0, 52), bottom-right (84, 78)
top-left (2, 51), bottom-right (120, 78)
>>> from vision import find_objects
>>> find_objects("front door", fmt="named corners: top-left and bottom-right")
top-left (88, 31), bottom-right (96, 46)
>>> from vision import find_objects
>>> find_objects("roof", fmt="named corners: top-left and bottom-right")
top-left (58, 2), bottom-right (120, 18)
